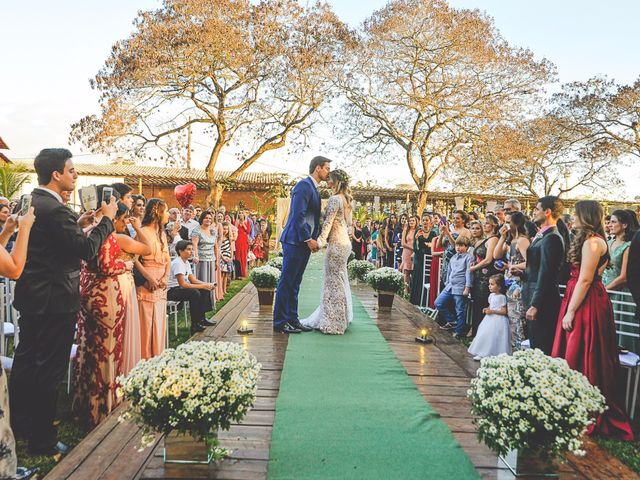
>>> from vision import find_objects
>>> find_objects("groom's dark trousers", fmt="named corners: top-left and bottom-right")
top-left (273, 242), bottom-right (311, 329)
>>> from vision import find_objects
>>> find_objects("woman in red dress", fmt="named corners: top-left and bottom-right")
top-left (552, 200), bottom-right (634, 441)
top-left (234, 211), bottom-right (251, 278)
top-left (74, 199), bottom-right (132, 427)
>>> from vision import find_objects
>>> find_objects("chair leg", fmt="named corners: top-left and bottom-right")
top-left (67, 361), bottom-right (71, 395)
top-left (631, 368), bottom-right (640, 421)
top-left (174, 309), bottom-right (178, 336)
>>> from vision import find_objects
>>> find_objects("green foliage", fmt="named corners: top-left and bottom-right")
top-left (0, 164), bottom-right (29, 199)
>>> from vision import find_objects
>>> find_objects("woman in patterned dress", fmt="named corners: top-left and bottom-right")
top-left (300, 169), bottom-right (354, 335)
top-left (192, 211), bottom-right (218, 308)
top-left (493, 212), bottom-right (530, 349)
top-left (73, 190), bottom-right (133, 427)
top-left (213, 211), bottom-right (225, 301)
top-left (113, 205), bottom-right (151, 376)
top-left (0, 207), bottom-right (35, 478)
top-left (136, 199), bottom-right (170, 359)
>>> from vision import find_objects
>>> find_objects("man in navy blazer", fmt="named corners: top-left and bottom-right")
top-left (273, 156), bottom-right (331, 333)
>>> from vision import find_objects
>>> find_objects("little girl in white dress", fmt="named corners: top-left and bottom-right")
top-left (468, 274), bottom-right (511, 360)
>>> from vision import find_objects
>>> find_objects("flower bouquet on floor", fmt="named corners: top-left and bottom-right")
top-left (467, 349), bottom-right (606, 476)
top-left (348, 259), bottom-right (375, 283)
top-left (365, 267), bottom-right (404, 310)
top-left (267, 256), bottom-right (283, 271)
top-left (118, 341), bottom-right (261, 464)
top-left (250, 265), bottom-right (281, 306)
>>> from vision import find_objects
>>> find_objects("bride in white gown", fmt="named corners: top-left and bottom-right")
top-left (301, 169), bottom-right (354, 334)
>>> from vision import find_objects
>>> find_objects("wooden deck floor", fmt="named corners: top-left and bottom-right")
top-left (45, 281), bottom-right (638, 480)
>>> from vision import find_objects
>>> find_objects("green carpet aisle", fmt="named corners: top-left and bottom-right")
top-left (268, 254), bottom-right (479, 479)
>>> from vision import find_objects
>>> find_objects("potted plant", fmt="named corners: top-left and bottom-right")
top-left (117, 341), bottom-right (261, 464)
top-left (365, 267), bottom-right (404, 310)
top-left (267, 256), bottom-right (283, 271)
top-left (468, 349), bottom-right (606, 476)
top-left (250, 265), bottom-right (281, 306)
top-left (348, 259), bottom-right (375, 284)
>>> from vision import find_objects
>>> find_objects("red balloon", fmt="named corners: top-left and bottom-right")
top-left (174, 183), bottom-right (197, 208)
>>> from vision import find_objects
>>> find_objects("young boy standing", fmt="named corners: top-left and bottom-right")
top-left (434, 236), bottom-right (474, 338)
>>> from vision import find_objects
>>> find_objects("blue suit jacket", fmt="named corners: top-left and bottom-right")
top-left (280, 177), bottom-right (321, 246)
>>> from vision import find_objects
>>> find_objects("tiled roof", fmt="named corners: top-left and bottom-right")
top-left (0, 152), bottom-right (10, 164)
top-left (0, 137), bottom-right (8, 150)
top-left (15, 162), bottom-right (290, 189)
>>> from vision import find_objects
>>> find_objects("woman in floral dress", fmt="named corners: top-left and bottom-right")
top-left (192, 211), bottom-right (218, 306)
top-left (73, 197), bottom-right (132, 427)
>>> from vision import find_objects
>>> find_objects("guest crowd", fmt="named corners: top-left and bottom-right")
top-left (0, 149), bottom-right (273, 476)
top-left (0, 148), bottom-right (636, 477)
top-left (357, 197), bottom-right (640, 442)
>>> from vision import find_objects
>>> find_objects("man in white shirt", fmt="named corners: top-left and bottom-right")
top-left (168, 240), bottom-right (216, 334)
top-left (181, 206), bottom-right (199, 237)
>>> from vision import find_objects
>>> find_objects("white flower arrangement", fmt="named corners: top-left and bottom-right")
top-left (365, 267), bottom-right (404, 293)
top-left (467, 349), bottom-right (606, 459)
top-left (250, 265), bottom-right (281, 289)
top-left (348, 259), bottom-right (375, 282)
top-left (118, 341), bottom-right (261, 453)
top-left (266, 256), bottom-right (283, 271)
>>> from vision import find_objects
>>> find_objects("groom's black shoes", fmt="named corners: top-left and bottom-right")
top-left (273, 322), bottom-right (302, 334)
top-left (289, 320), bottom-right (312, 332)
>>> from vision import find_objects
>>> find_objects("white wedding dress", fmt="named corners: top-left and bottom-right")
top-left (300, 195), bottom-right (354, 334)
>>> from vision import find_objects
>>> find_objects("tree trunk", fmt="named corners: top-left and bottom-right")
top-left (416, 190), bottom-right (428, 216)
top-left (207, 182), bottom-right (225, 208)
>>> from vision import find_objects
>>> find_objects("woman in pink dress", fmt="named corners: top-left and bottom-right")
top-left (136, 199), bottom-right (170, 359)
top-left (234, 212), bottom-right (251, 278)
top-left (73, 199), bottom-right (132, 427)
top-left (400, 216), bottom-right (418, 295)
top-left (552, 200), bottom-right (634, 441)
top-left (113, 206), bottom-right (151, 376)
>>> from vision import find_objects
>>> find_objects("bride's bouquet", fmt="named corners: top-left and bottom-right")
top-left (468, 349), bottom-right (605, 459)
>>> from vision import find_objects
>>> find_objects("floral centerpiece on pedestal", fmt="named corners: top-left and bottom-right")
top-left (348, 259), bottom-right (375, 283)
top-left (467, 349), bottom-right (606, 474)
top-left (118, 341), bottom-right (261, 464)
top-left (365, 267), bottom-right (404, 310)
top-left (250, 265), bottom-right (281, 306)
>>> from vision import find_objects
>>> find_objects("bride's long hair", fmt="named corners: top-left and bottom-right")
top-left (329, 169), bottom-right (353, 206)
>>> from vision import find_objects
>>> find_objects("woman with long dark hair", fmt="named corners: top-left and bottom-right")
top-left (602, 209), bottom-right (637, 352)
top-left (468, 216), bottom-right (500, 337)
top-left (136, 198), bottom-right (170, 359)
top-left (552, 200), bottom-right (634, 441)
top-left (493, 211), bottom-right (530, 348)
top-left (384, 214), bottom-right (398, 267)
top-left (192, 210), bottom-right (218, 310)
top-left (74, 187), bottom-right (132, 427)
top-left (352, 220), bottom-right (364, 260)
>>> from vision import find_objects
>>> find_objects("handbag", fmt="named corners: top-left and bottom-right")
top-left (133, 258), bottom-right (146, 287)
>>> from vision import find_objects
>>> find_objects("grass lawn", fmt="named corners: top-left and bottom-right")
top-left (597, 436), bottom-right (640, 474)
top-left (13, 276), bottom-right (251, 477)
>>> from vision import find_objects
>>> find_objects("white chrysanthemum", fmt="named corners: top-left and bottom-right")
top-left (468, 348), bottom-right (606, 458)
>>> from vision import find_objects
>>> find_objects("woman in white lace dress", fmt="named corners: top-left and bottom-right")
top-left (301, 169), bottom-right (354, 334)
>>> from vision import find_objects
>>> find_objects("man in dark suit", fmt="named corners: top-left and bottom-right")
top-left (273, 156), bottom-right (331, 334)
top-left (626, 229), bottom-right (640, 331)
top-left (9, 148), bottom-right (117, 456)
top-left (522, 196), bottom-right (566, 355)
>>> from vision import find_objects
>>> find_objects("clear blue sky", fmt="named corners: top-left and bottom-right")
top-left (1, 1), bottom-right (639, 195)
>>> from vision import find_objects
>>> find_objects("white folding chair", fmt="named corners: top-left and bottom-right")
top-left (619, 352), bottom-right (640, 421)
top-left (166, 301), bottom-right (180, 336)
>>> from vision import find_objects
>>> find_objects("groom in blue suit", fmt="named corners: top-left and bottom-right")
top-left (273, 156), bottom-right (331, 333)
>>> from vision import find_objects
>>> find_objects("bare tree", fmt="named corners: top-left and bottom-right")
top-left (71, 0), bottom-right (352, 205)
top-left (337, 0), bottom-right (554, 213)
top-left (452, 115), bottom-right (622, 197)
top-left (554, 76), bottom-right (640, 160)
